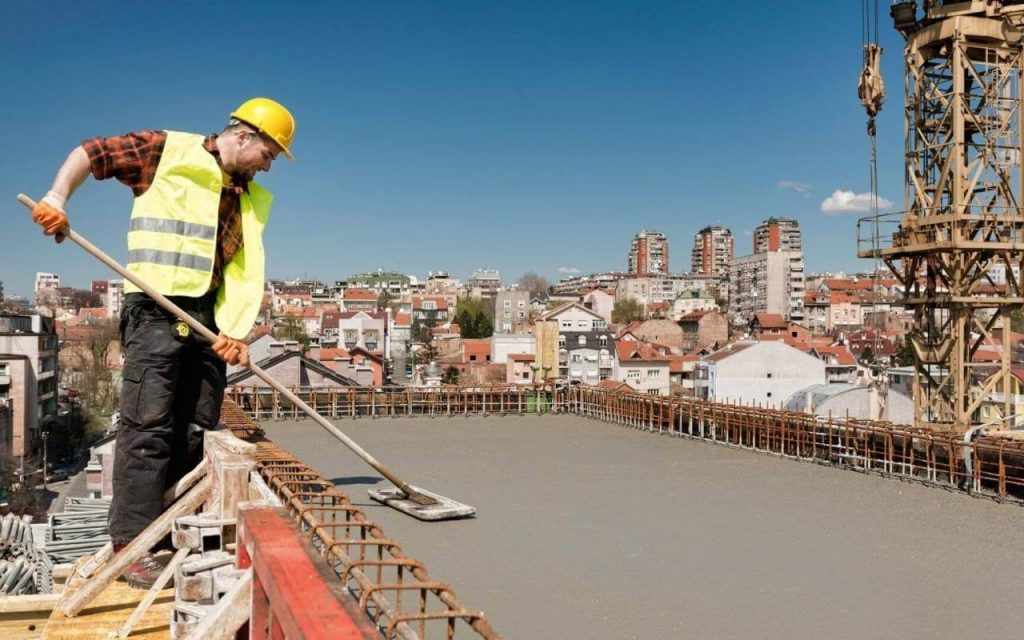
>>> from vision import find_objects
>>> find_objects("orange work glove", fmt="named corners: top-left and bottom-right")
top-left (212, 334), bottom-right (250, 367)
top-left (31, 198), bottom-right (68, 244)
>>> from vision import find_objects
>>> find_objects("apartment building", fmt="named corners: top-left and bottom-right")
top-left (729, 250), bottom-right (805, 324)
top-left (753, 217), bottom-right (802, 253)
top-left (628, 230), bottom-right (669, 275)
top-left (494, 289), bottom-right (530, 333)
top-left (0, 313), bottom-right (59, 459)
top-left (691, 226), bottom-right (734, 278)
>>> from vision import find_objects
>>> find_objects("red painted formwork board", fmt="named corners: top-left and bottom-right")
top-left (238, 507), bottom-right (379, 639)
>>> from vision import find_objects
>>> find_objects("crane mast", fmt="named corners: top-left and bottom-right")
top-left (858, 1), bottom-right (1024, 433)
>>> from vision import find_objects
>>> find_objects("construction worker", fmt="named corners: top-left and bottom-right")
top-left (30, 98), bottom-right (295, 588)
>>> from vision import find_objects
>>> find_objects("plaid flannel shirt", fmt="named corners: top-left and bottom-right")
top-left (82, 130), bottom-right (246, 293)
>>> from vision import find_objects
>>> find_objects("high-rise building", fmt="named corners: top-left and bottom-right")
top-left (34, 272), bottom-right (60, 293)
top-left (468, 268), bottom-right (501, 298)
top-left (628, 230), bottom-right (669, 275)
top-left (728, 251), bottom-right (805, 323)
top-left (690, 226), bottom-right (734, 277)
top-left (753, 217), bottom-right (802, 253)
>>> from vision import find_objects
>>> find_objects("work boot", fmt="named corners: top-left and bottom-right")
top-left (113, 542), bottom-right (170, 590)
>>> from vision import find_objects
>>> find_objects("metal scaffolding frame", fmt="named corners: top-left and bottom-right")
top-left (859, 4), bottom-right (1024, 433)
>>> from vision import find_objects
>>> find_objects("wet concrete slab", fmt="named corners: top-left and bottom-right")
top-left (262, 414), bottom-right (1024, 640)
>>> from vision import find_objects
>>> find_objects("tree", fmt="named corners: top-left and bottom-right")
top-left (612, 297), bottom-right (644, 324)
top-left (894, 337), bottom-right (915, 367)
top-left (275, 316), bottom-right (309, 349)
top-left (859, 345), bottom-right (875, 365)
top-left (442, 366), bottom-right (461, 385)
top-left (454, 298), bottom-right (494, 339)
top-left (68, 289), bottom-right (102, 311)
top-left (376, 289), bottom-right (393, 313)
top-left (516, 273), bottom-right (550, 297)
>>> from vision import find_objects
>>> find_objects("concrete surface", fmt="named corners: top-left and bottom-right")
top-left (262, 414), bottom-right (1024, 640)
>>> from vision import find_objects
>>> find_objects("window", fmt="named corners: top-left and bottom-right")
top-left (626, 370), bottom-right (641, 380)
top-left (647, 389), bottom-right (660, 395)
top-left (561, 320), bottom-right (572, 328)
top-left (504, 300), bottom-right (512, 308)
top-left (767, 392), bottom-right (772, 398)
top-left (647, 369), bottom-right (660, 378)
top-left (571, 353), bottom-right (582, 363)
top-left (518, 301), bottom-right (526, 308)
top-left (559, 335), bottom-right (566, 346)
top-left (600, 336), bottom-right (608, 348)
top-left (578, 335), bottom-right (587, 346)
top-left (767, 372), bottom-right (772, 379)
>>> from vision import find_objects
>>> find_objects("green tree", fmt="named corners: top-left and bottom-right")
top-left (612, 297), bottom-right (644, 324)
top-left (859, 345), bottom-right (875, 365)
top-left (894, 337), bottom-right (915, 367)
top-left (275, 316), bottom-right (310, 349)
top-left (454, 298), bottom-right (494, 339)
top-left (376, 289), bottom-right (393, 312)
top-left (442, 365), bottom-right (461, 385)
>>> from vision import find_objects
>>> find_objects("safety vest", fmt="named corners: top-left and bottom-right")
top-left (125, 130), bottom-right (272, 339)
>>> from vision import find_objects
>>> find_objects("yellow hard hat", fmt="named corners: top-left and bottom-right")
top-left (230, 97), bottom-right (296, 160)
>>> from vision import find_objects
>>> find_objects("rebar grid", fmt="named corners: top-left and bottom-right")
top-left (568, 387), bottom-right (1024, 503)
top-left (219, 401), bottom-right (500, 640)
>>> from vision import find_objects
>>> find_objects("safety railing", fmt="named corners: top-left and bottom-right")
top-left (564, 386), bottom-right (1024, 504)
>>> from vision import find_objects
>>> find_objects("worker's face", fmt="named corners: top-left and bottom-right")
top-left (231, 130), bottom-right (281, 182)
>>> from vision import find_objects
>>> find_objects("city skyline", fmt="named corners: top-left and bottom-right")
top-left (2, 2), bottom-right (904, 298)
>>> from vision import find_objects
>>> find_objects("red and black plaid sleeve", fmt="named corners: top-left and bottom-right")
top-left (81, 130), bottom-right (168, 196)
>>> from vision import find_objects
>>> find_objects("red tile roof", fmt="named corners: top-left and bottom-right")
top-left (508, 353), bottom-right (535, 362)
top-left (615, 340), bottom-right (671, 363)
top-left (753, 313), bottom-right (787, 329)
top-left (343, 289), bottom-right (378, 301)
top-left (393, 312), bottom-right (412, 326)
top-left (463, 339), bottom-right (491, 362)
top-left (809, 345), bottom-right (857, 366)
top-left (597, 380), bottom-right (633, 392)
top-left (412, 295), bottom-right (449, 310)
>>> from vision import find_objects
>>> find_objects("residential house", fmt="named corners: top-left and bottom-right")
top-left (695, 341), bottom-right (827, 408)
top-left (506, 354), bottom-right (536, 385)
top-left (671, 289), bottom-right (718, 320)
top-left (316, 346), bottom-right (385, 386)
top-left (808, 345), bottom-right (860, 384)
top-left (391, 312), bottom-right (412, 355)
top-left (560, 331), bottom-right (616, 384)
top-left (613, 340), bottom-right (671, 395)
top-left (679, 310), bottom-right (729, 353)
top-left (668, 354), bottom-right (700, 396)
top-left (828, 292), bottom-right (862, 332)
top-left (342, 289), bottom-right (378, 313)
top-left (227, 342), bottom-right (359, 390)
top-left (539, 302), bottom-right (608, 333)
top-left (803, 291), bottom-right (830, 335)
top-left (411, 296), bottom-right (450, 327)
top-left (495, 289), bottom-right (530, 333)
top-left (0, 313), bottom-right (59, 459)
top-left (491, 333), bottom-right (536, 364)
top-left (627, 319), bottom-right (684, 351)
top-left (748, 314), bottom-right (812, 345)
top-left (338, 311), bottom-right (388, 356)
top-left (579, 288), bottom-right (615, 324)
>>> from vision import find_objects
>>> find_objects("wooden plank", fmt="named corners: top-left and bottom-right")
top-left (0, 593), bottom-right (61, 612)
top-left (41, 571), bottom-right (174, 640)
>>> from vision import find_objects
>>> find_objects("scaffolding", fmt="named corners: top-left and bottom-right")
top-left (857, 2), bottom-right (1024, 434)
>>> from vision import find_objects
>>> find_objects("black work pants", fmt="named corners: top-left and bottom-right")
top-left (108, 294), bottom-right (225, 543)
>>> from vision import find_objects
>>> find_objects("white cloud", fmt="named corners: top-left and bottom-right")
top-left (820, 189), bottom-right (893, 214)
top-left (742, 229), bottom-right (752, 236)
top-left (557, 266), bottom-right (581, 275)
top-left (777, 180), bottom-right (811, 194)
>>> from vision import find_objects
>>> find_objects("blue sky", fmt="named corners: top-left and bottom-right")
top-left (0, 1), bottom-right (906, 298)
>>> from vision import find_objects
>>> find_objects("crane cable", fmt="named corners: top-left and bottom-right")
top-left (858, 0), bottom-right (888, 387)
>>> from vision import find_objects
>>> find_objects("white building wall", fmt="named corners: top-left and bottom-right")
top-left (705, 342), bottom-right (826, 408)
top-left (491, 334), bottom-right (536, 364)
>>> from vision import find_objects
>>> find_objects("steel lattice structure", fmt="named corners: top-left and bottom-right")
top-left (859, 2), bottom-right (1024, 433)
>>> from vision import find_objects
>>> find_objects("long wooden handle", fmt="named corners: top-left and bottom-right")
top-left (17, 193), bottom-right (428, 502)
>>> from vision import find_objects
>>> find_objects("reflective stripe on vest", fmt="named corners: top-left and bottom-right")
top-left (124, 130), bottom-right (272, 338)
top-left (128, 216), bottom-right (217, 240)
top-left (127, 248), bottom-right (213, 272)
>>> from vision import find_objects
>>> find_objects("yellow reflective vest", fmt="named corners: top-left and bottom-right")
top-left (124, 130), bottom-right (272, 339)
